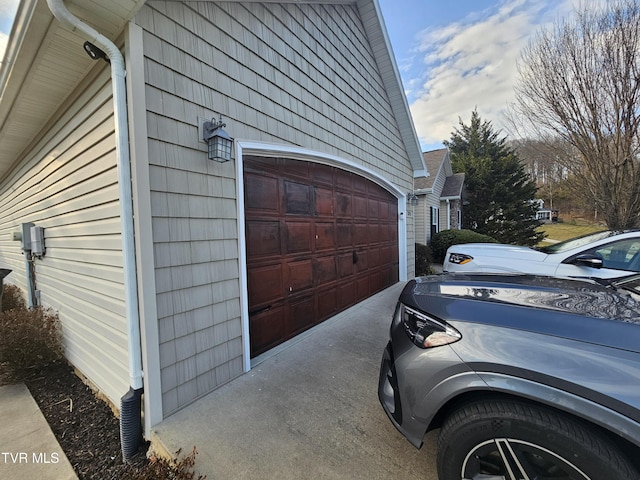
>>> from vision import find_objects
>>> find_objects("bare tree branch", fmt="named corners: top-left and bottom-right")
top-left (510, 0), bottom-right (640, 229)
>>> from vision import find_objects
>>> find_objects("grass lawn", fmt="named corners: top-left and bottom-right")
top-left (537, 220), bottom-right (607, 245)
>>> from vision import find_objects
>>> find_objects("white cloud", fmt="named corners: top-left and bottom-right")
top-left (407, 0), bottom-right (575, 148)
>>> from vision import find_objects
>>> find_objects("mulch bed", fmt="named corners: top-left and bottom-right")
top-left (0, 361), bottom-right (149, 479)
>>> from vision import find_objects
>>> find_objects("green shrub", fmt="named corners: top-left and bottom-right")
top-left (0, 285), bottom-right (63, 371)
top-left (430, 229), bottom-right (498, 264)
top-left (415, 243), bottom-right (434, 276)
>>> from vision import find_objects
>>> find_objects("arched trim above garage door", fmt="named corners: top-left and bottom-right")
top-left (235, 141), bottom-right (409, 371)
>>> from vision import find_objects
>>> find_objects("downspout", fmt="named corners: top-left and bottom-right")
top-left (46, 0), bottom-right (143, 461)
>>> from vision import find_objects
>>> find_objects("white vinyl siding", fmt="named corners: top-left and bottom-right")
top-left (439, 201), bottom-right (449, 231)
top-left (134, 1), bottom-right (414, 415)
top-left (0, 67), bottom-right (129, 407)
top-left (414, 198), bottom-right (426, 245)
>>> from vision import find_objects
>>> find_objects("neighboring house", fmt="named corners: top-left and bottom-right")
top-left (534, 199), bottom-right (558, 223)
top-left (0, 0), bottom-right (426, 452)
top-left (413, 148), bottom-right (465, 244)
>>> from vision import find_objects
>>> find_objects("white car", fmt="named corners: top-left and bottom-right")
top-left (443, 230), bottom-right (640, 278)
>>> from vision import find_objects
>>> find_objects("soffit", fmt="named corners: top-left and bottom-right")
top-left (0, 0), bottom-right (145, 181)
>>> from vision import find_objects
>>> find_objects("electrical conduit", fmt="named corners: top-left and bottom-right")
top-left (46, 0), bottom-right (144, 461)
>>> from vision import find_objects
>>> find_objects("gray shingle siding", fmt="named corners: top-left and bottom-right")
top-left (135, 1), bottom-right (414, 415)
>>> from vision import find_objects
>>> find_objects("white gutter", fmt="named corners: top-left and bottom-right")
top-left (46, 0), bottom-right (143, 391)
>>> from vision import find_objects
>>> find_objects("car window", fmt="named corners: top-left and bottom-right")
top-left (539, 230), bottom-right (614, 254)
top-left (585, 239), bottom-right (640, 272)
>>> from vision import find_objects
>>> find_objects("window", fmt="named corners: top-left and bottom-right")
top-left (586, 239), bottom-right (640, 272)
top-left (430, 206), bottom-right (439, 237)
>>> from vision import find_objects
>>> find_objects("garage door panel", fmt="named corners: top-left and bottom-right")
top-left (353, 196), bottom-right (368, 218)
top-left (336, 172), bottom-right (352, 190)
top-left (286, 159), bottom-right (310, 178)
top-left (245, 156), bottom-right (399, 358)
top-left (247, 221), bottom-right (281, 257)
top-left (311, 163), bottom-right (334, 186)
top-left (355, 250), bottom-right (369, 272)
top-left (368, 199), bottom-right (379, 218)
top-left (369, 248), bottom-right (380, 268)
top-left (315, 188), bottom-right (334, 216)
top-left (379, 201), bottom-right (390, 220)
top-left (288, 295), bottom-right (315, 335)
top-left (368, 223), bottom-right (380, 242)
top-left (370, 270), bottom-right (384, 294)
top-left (285, 181), bottom-right (313, 214)
top-left (380, 245), bottom-right (394, 265)
top-left (356, 276), bottom-right (369, 301)
top-left (287, 259), bottom-right (313, 293)
top-left (337, 252), bottom-right (354, 277)
top-left (335, 193), bottom-right (351, 216)
top-left (249, 264), bottom-right (283, 305)
top-left (354, 223), bottom-right (368, 245)
top-left (250, 305), bottom-right (286, 356)
top-left (315, 223), bottom-right (335, 250)
top-left (337, 281), bottom-right (356, 310)
top-left (285, 222), bottom-right (312, 254)
top-left (380, 223), bottom-right (395, 242)
top-left (245, 173), bottom-right (279, 212)
top-left (336, 223), bottom-right (352, 247)
top-left (317, 287), bottom-right (337, 319)
top-left (353, 176), bottom-right (368, 193)
top-left (314, 255), bottom-right (337, 283)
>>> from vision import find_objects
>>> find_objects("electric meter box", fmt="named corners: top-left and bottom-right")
top-left (30, 226), bottom-right (45, 257)
top-left (20, 222), bottom-right (34, 251)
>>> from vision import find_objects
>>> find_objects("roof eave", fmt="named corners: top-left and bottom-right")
top-left (0, 0), bottom-right (426, 180)
top-left (0, 0), bottom-right (146, 182)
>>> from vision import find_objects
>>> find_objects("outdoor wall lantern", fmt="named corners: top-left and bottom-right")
top-left (407, 193), bottom-right (419, 207)
top-left (202, 115), bottom-right (233, 162)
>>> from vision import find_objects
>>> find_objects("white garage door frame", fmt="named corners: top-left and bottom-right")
top-left (235, 140), bottom-right (409, 372)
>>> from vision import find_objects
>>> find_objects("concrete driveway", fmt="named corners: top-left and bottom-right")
top-left (152, 282), bottom-right (439, 479)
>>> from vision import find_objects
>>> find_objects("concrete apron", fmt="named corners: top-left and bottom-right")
top-left (151, 282), bottom-right (438, 480)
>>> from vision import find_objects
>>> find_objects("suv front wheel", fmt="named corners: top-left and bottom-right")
top-left (437, 399), bottom-right (638, 480)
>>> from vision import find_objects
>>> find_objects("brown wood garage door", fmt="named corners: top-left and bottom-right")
top-left (244, 156), bottom-right (399, 357)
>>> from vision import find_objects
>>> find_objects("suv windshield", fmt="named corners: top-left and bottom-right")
top-left (614, 274), bottom-right (640, 295)
top-left (539, 230), bottom-right (614, 254)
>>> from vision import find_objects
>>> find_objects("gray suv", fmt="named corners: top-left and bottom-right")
top-left (378, 273), bottom-right (640, 479)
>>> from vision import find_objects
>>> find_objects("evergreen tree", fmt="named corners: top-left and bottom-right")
top-left (444, 111), bottom-right (544, 246)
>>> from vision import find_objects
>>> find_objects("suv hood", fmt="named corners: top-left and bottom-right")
top-left (401, 273), bottom-right (640, 352)
top-left (448, 243), bottom-right (546, 261)
top-left (408, 273), bottom-right (640, 323)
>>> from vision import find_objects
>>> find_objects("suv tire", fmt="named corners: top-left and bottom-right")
top-left (437, 399), bottom-right (638, 480)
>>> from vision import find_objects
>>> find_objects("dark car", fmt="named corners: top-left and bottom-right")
top-left (378, 273), bottom-right (640, 480)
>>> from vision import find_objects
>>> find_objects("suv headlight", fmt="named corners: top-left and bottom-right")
top-left (399, 304), bottom-right (461, 348)
top-left (448, 253), bottom-right (473, 265)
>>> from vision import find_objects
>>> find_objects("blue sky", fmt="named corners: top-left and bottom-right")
top-left (378, 0), bottom-right (606, 151)
top-left (1, 0), bottom-right (601, 152)
top-left (0, 0), bottom-right (18, 60)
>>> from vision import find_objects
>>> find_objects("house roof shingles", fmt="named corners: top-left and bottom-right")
top-left (441, 172), bottom-right (465, 199)
top-left (414, 148), bottom-right (447, 190)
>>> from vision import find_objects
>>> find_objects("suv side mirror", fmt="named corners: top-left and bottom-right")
top-left (573, 254), bottom-right (604, 269)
